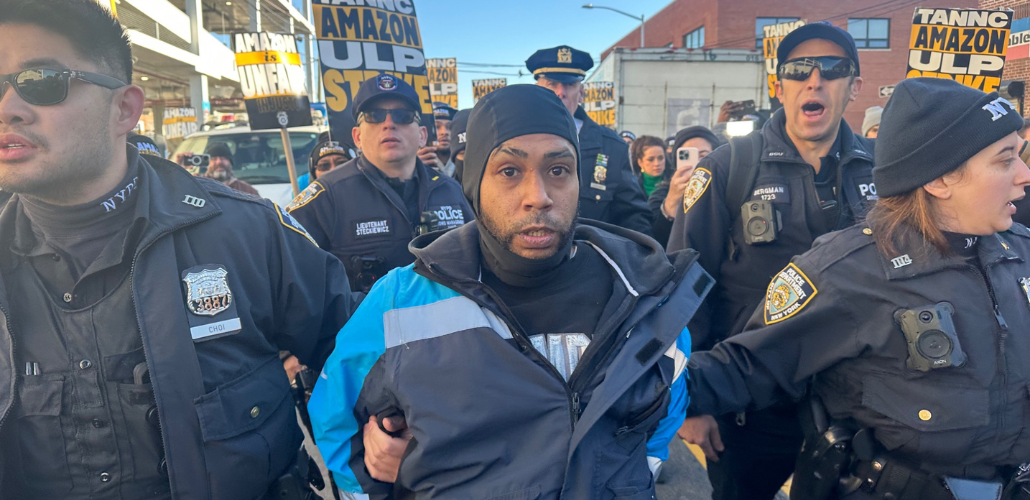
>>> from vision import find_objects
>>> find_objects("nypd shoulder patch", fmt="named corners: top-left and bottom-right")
top-left (683, 168), bottom-right (713, 213)
top-left (764, 263), bottom-right (818, 325)
top-left (286, 182), bottom-right (325, 213)
top-left (275, 203), bottom-right (318, 247)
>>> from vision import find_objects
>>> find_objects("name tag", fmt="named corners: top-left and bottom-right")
top-left (190, 317), bottom-right (242, 341)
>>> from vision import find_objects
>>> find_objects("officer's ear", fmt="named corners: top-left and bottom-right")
top-left (352, 126), bottom-right (362, 151)
top-left (419, 125), bottom-right (428, 148)
top-left (774, 79), bottom-right (784, 101)
top-left (849, 77), bottom-right (864, 102)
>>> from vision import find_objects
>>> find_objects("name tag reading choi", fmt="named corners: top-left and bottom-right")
top-left (181, 265), bottom-right (242, 341)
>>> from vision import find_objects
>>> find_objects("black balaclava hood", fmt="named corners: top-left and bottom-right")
top-left (463, 84), bottom-right (581, 287)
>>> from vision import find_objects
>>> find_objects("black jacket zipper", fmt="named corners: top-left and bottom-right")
top-left (969, 263), bottom-right (1009, 444)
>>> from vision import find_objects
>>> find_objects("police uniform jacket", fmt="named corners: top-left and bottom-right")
top-left (308, 220), bottom-right (713, 499)
top-left (575, 107), bottom-right (652, 235)
top-left (287, 156), bottom-right (473, 291)
top-left (689, 224), bottom-right (1030, 475)
top-left (667, 109), bottom-right (876, 351)
top-left (0, 156), bottom-right (359, 499)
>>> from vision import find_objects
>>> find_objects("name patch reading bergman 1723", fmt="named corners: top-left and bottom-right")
top-left (355, 219), bottom-right (390, 237)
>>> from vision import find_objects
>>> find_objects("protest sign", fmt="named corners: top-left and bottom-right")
top-left (312, 0), bottom-right (436, 143)
top-left (427, 58), bottom-right (458, 107)
top-left (1007, 17), bottom-right (1030, 60)
top-left (472, 78), bottom-right (506, 103)
top-left (583, 81), bottom-right (616, 128)
top-left (906, 8), bottom-right (1013, 92)
top-left (162, 108), bottom-right (198, 140)
top-left (232, 32), bottom-right (313, 130)
top-left (762, 20), bottom-right (806, 100)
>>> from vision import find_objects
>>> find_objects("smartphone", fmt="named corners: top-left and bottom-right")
top-left (730, 100), bottom-right (757, 119)
top-left (183, 153), bottom-right (210, 168)
top-left (677, 147), bottom-right (700, 172)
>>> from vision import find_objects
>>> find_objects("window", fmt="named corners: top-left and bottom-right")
top-left (848, 18), bottom-right (890, 48)
top-left (756, 17), bottom-right (800, 48)
top-left (683, 26), bottom-right (705, 49)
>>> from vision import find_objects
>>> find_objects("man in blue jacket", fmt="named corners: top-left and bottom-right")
top-left (0, 1), bottom-right (359, 497)
top-left (309, 85), bottom-right (713, 499)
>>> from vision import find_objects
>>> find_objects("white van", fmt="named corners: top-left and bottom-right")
top-left (173, 125), bottom-right (324, 206)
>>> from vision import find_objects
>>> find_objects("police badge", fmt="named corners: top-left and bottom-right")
top-left (558, 47), bottom-right (573, 64)
top-left (183, 267), bottom-right (233, 316)
top-left (1019, 277), bottom-right (1030, 308)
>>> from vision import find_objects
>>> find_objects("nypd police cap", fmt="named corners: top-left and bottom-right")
top-left (352, 74), bottom-right (423, 119)
top-left (526, 45), bottom-right (594, 83)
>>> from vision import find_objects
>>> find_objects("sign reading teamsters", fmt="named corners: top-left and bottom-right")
top-left (312, 0), bottom-right (438, 144)
top-left (427, 58), bottom-right (458, 108)
top-left (907, 8), bottom-right (1013, 93)
top-left (472, 78), bottom-right (506, 104)
top-left (583, 82), bottom-right (616, 129)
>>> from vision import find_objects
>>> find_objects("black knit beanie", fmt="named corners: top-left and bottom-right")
top-left (205, 143), bottom-right (234, 166)
top-left (874, 78), bottom-right (1024, 197)
top-left (462, 85), bottom-right (579, 214)
top-left (673, 125), bottom-right (722, 152)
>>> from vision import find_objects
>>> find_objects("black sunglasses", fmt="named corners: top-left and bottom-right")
top-left (778, 57), bottom-right (857, 82)
top-left (359, 108), bottom-right (420, 125)
top-left (0, 68), bottom-right (126, 106)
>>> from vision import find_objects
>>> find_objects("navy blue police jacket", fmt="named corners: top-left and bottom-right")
top-left (689, 223), bottom-right (1030, 474)
top-left (667, 109), bottom-right (876, 351)
top-left (575, 107), bottom-right (653, 236)
top-left (0, 155), bottom-right (360, 499)
top-left (287, 156), bottom-right (473, 292)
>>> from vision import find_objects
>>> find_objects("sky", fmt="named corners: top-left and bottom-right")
top-left (414, 0), bottom-right (673, 109)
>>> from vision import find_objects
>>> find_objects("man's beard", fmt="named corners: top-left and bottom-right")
top-left (478, 208), bottom-right (575, 258)
top-left (0, 125), bottom-right (111, 203)
top-left (207, 169), bottom-right (230, 182)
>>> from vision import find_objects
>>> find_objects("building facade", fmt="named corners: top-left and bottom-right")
top-left (601, 0), bottom-right (979, 131)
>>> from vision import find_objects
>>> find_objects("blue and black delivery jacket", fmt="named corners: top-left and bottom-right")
top-left (309, 219), bottom-right (713, 499)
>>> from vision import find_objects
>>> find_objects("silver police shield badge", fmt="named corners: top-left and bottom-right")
top-left (1020, 277), bottom-right (1030, 307)
top-left (183, 268), bottom-right (233, 316)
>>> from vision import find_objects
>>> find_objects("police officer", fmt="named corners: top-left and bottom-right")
top-left (685, 77), bottom-right (1030, 500)
top-left (668, 23), bottom-right (875, 500)
top-left (288, 74), bottom-right (473, 293)
top-left (0, 1), bottom-right (359, 497)
top-left (297, 132), bottom-right (352, 191)
top-left (527, 45), bottom-right (652, 235)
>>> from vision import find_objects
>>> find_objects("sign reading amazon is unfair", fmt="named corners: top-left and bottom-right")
top-left (907, 8), bottom-right (1013, 92)
top-left (232, 32), bottom-right (312, 130)
top-left (313, 0), bottom-right (436, 142)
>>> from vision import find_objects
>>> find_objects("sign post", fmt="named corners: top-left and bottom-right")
top-left (232, 32), bottom-right (313, 196)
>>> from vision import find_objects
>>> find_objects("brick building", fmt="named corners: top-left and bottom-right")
top-left (601, 0), bottom-right (979, 130)
top-left (982, 0), bottom-right (1030, 116)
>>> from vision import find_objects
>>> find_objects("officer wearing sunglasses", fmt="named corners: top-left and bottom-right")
top-left (668, 23), bottom-right (877, 500)
top-left (288, 74), bottom-right (473, 293)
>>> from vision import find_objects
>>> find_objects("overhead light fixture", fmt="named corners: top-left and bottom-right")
top-left (226, 1), bottom-right (232, 4)
top-left (140, 76), bottom-right (149, 81)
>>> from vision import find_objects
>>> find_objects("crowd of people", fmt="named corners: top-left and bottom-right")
top-left (1, 1), bottom-right (1030, 500)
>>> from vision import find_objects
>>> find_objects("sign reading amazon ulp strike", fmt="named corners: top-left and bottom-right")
top-left (583, 82), bottom-right (616, 128)
top-left (232, 32), bottom-right (312, 130)
top-left (312, 0), bottom-right (436, 142)
top-left (763, 20), bottom-right (806, 100)
top-left (427, 58), bottom-right (458, 108)
top-left (907, 8), bottom-right (1013, 92)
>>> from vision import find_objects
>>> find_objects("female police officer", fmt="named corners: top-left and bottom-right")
top-left (683, 77), bottom-right (1030, 499)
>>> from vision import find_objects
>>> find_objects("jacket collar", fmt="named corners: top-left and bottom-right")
top-left (760, 108), bottom-right (874, 167)
top-left (409, 218), bottom-right (676, 297)
top-left (878, 225), bottom-right (1023, 280)
top-left (574, 106), bottom-right (601, 150)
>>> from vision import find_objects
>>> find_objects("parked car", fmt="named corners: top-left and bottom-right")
top-left (174, 125), bottom-right (324, 206)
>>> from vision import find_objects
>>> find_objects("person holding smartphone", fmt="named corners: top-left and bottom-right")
top-left (667, 23), bottom-right (877, 500)
top-left (649, 126), bottom-right (721, 246)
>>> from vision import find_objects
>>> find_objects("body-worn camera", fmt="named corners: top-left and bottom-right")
top-left (741, 200), bottom-right (781, 245)
top-left (352, 256), bottom-right (386, 293)
top-left (894, 302), bottom-right (966, 372)
top-left (183, 154), bottom-right (210, 168)
top-left (416, 210), bottom-right (441, 236)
